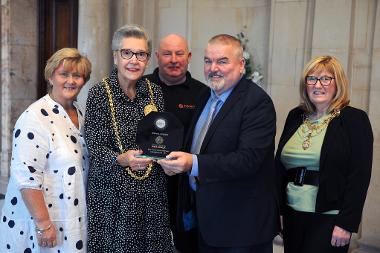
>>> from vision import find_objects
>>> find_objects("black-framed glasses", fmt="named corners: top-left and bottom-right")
top-left (306, 75), bottom-right (335, 86)
top-left (118, 49), bottom-right (150, 61)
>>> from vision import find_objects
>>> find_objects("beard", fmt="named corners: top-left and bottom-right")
top-left (206, 72), bottom-right (225, 92)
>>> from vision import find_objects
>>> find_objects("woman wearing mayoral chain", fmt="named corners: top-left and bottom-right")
top-left (275, 55), bottom-right (373, 253)
top-left (85, 24), bottom-right (173, 252)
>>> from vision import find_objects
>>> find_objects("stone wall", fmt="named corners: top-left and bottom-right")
top-left (1, 0), bottom-right (38, 178)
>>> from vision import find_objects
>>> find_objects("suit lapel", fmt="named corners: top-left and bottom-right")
top-left (319, 115), bottom-right (340, 171)
top-left (199, 79), bottom-right (248, 152)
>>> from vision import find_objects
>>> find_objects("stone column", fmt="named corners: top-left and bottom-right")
top-left (352, 1), bottom-right (380, 252)
top-left (1, 0), bottom-right (38, 178)
top-left (109, 0), bottom-right (158, 75)
top-left (267, 0), bottom-right (311, 140)
top-left (76, 0), bottom-right (159, 108)
top-left (1, 0), bottom-right (11, 178)
top-left (77, 0), bottom-right (113, 109)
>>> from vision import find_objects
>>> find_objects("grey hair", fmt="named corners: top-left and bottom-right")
top-left (111, 24), bottom-right (151, 53)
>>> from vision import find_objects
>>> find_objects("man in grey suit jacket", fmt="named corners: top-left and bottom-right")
top-left (158, 34), bottom-right (279, 253)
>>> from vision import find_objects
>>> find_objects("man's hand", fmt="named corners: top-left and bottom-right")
top-left (157, 151), bottom-right (193, 176)
top-left (331, 225), bottom-right (351, 247)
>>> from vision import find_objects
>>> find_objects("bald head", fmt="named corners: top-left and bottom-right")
top-left (155, 34), bottom-right (192, 85)
top-left (159, 34), bottom-right (189, 52)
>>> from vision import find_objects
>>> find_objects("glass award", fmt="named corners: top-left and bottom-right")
top-left (136, 112), bottom-right (184, 160)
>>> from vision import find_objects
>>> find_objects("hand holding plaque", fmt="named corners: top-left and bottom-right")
top-left (136, 112), bottom-right (184, 160)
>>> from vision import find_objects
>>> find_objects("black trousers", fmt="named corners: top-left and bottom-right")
top-left (199, 233), bottom-right (273, 253)
top-left (168, 175), bottom-right (199, 253)
top-left (283, 206), bottom-right (350, 253)
top-left (174, 228), bottom-right (199, 253)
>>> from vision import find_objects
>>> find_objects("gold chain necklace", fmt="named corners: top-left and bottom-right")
top-left (300, 110), bottom-right (340, 150)
top-left (102, 77), bottom-right (157, 180)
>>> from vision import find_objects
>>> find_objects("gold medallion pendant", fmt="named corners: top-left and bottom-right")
top-left (144, 104), bottom-right (158, 116)
top-left (302, 134), bottom-right (312, 150)
top-left (300, 110), bottom-right (340, 150)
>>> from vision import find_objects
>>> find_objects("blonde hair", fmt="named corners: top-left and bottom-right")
top-left (44, 48), bottom-right (92, 85)
top-left (300, 55), bottom-right (350, 114)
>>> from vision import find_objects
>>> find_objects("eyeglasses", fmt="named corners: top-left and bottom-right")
top-left (117, 49), bottom-right (150, 61)
top-left (306, 76), bottom-right (335, 86)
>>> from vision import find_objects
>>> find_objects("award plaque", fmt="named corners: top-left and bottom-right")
top-left (136, 112), bottom-right (184, 160)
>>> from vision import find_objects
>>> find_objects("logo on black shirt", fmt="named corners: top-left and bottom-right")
top-left (178, 104), bottom-right (195, 109)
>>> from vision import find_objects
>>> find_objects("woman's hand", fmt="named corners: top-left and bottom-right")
top-left (331, 225), bottom-right (351, 247)
top-left (21, 189), bottom-right (58, 248)
top-left (117, 150), bottom-right (152, 170)
top-left (35, 221), bottom-right (57, 248)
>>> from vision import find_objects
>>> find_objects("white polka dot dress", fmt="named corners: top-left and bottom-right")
top-left (0, 95), bottom-right (89, 252)
top-left (85, 68), bottom-right (174, 253)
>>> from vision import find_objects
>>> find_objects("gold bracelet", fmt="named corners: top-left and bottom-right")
top-left (35, 223), bottom-right (52, 236)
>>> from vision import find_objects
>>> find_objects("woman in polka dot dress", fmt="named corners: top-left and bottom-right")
top-left (0, 48), bottom-right (92, 252)
top-left (85, 25), bottom-right (173, 253)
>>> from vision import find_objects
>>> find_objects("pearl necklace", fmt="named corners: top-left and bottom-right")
top-left (300, 110), bottom-right (340, 150)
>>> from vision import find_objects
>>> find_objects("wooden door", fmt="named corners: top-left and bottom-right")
top-left (38, 0), bottom-right (78, 98)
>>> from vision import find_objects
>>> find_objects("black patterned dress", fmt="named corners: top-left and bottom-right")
top-left (85, 68), bottom-right (173, 253)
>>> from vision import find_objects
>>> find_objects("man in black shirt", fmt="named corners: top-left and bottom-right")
top-left (146, 34), bottom-right (205, 135)
top-left (145, 34), bottom-right (205, 253)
